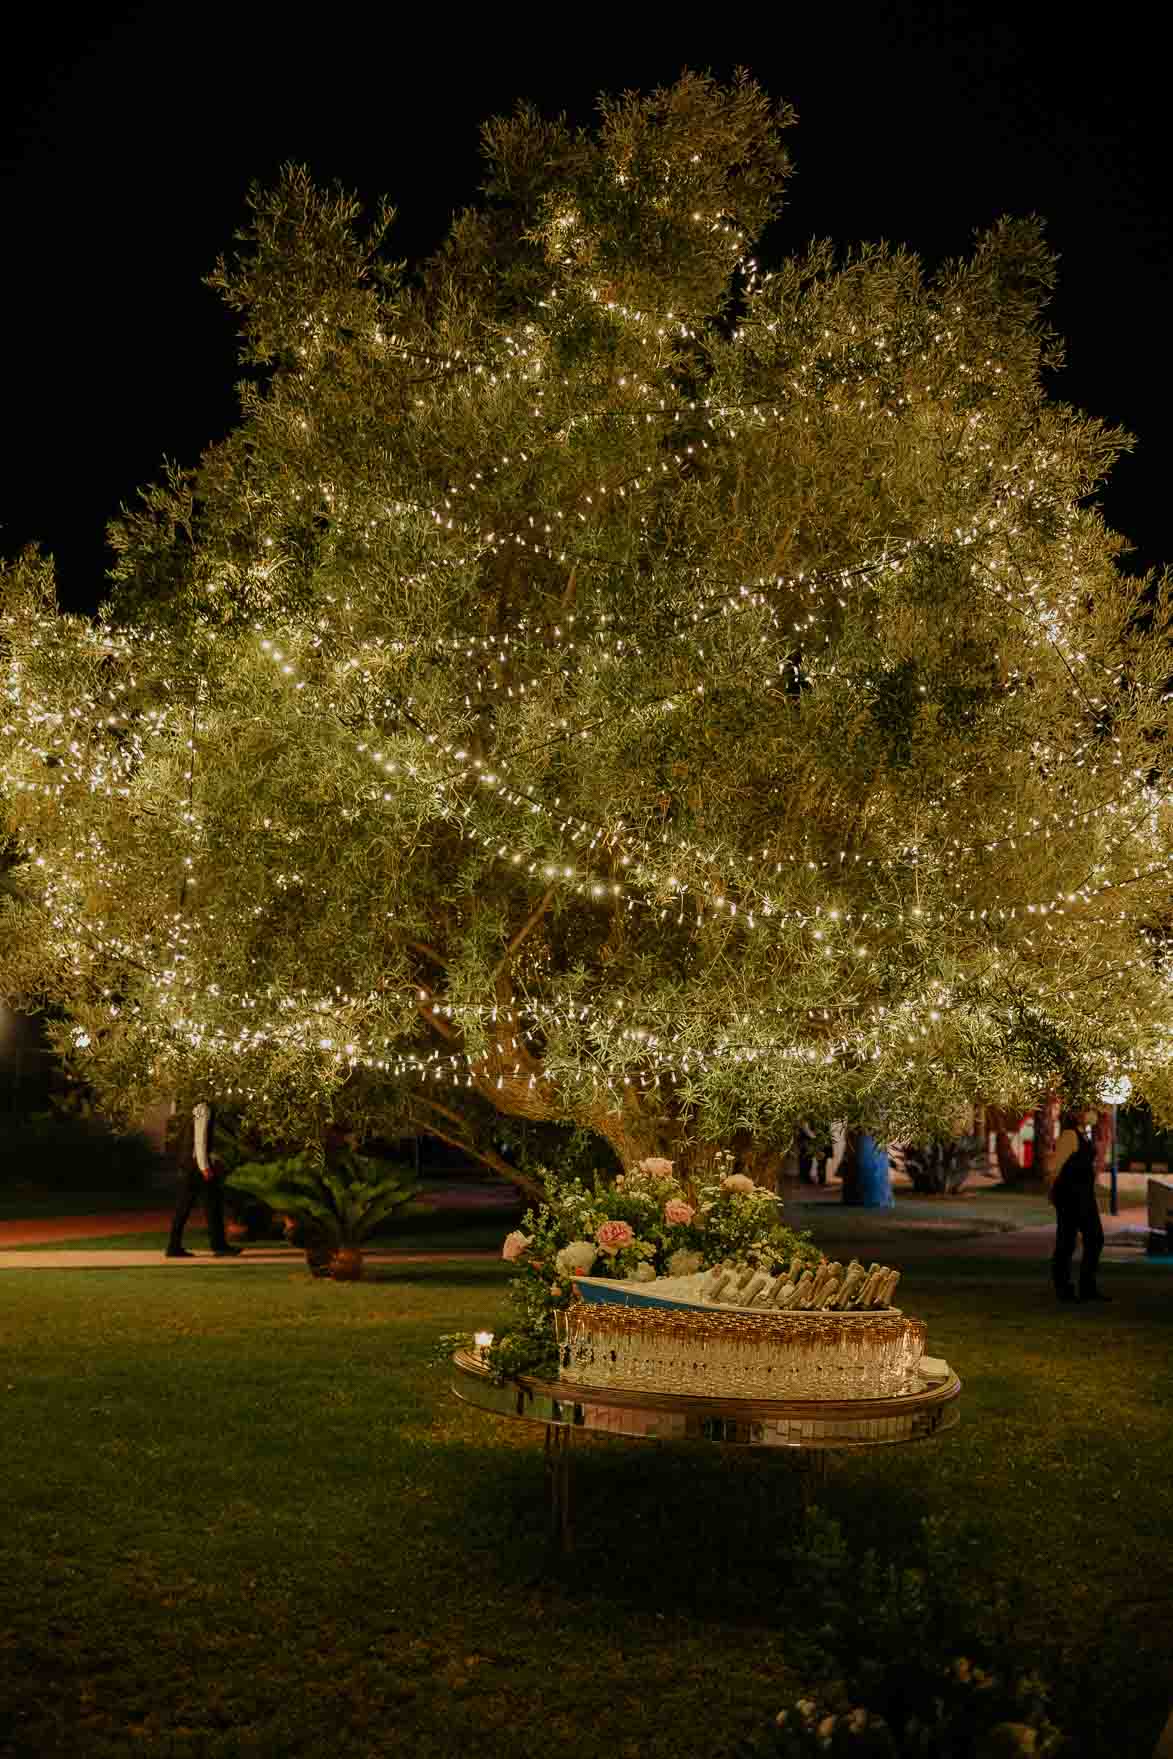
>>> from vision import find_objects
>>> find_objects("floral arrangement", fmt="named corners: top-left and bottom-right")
top-left (490, 1153), bottom-right (817, 1378)
top-left (768, 1658), bottom-right (1060, 1755)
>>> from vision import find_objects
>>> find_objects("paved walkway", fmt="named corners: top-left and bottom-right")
top-left (789, 1184), bottom-right (1152, 1259)
top-left (0, 1178), bottom-right (522, 1249)
top-left (0, 1246), bottom-right (498, 1269)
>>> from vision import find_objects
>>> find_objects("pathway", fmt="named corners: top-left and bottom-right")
top-left (0, 1177), bottom-right (521, 1248)
top-left (0, 1246), bottom-right (498, 1269)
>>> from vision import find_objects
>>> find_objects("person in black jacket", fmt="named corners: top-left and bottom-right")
top-left (165, 1101), bottom-right (241, 1259)
top-left (1049, 1109), bottom-right (1107, 1302)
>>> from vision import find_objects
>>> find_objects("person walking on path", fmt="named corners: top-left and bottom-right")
top-left (165, 1101), bottom-right (241, 1259)
top-left (1049, 1109), bottom-right (1106, 1302)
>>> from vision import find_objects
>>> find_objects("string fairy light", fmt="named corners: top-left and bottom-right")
top-left (3, 148), bottom-right (1170, 1134)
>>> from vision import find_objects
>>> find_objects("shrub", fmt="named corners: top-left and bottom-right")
top-left (227, 1147), bottom-right (419, 1248)
top-left (739, 1512), bottom-right (1063, 1757)
top-left (899, 1135), bottom-right (984, 1195)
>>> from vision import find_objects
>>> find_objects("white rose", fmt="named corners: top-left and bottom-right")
top-left (626, 1263), bottom-right (657, 1282)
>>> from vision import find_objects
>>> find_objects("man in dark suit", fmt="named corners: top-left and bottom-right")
top-left (1050, 1109), bottom-right (1105, 1302)
top-left (165, 1101), bottom-right (241, 1258)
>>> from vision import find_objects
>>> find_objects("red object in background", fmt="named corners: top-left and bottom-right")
top-left (1022, 1141), bottom-right (1033, 1168)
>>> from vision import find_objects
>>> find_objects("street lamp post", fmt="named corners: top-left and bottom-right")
top-left (1099, 1077), bottom-right (1133, 1217)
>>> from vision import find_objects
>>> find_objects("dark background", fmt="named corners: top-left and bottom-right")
top-left (1, 4), bottom-right (1168, 615)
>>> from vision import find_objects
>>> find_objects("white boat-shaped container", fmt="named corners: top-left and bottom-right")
top-left (571, 1261), bottom-right (899, 1317)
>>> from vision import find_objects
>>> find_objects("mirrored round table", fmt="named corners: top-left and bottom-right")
top-left (452, 1349), bottom-right (961, 1551)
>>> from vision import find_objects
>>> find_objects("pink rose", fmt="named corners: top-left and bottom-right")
top-left (664, 1199), bottom-right (695, 1225)
top-left (595, 1219), bottom-right (635, 1254)
top-left (721, 1173), bottom-right (755, 1195)
top-left (501, 1230), bottom-right (532, 1262)
top-left (637, 1156), bottom-right (675, 1179)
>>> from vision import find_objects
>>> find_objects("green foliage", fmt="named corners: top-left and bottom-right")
top-left (491, 1118), bottom-right (622, 1191)
top-left (746, 1512), bottom-right (1062, 1756)
top-left (0, 74), bottom-right (1169, 1169)
top-left (899, 1134), bottom-right (984, 1195)
top-left (227, 1147), bottom-right (419, 1247)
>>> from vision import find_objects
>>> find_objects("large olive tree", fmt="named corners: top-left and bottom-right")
top-left (2, 74), bottom-right (1170, 1184)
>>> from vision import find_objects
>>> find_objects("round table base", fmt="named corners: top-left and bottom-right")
top-left (452, 1350), bottom-right (961, 1553)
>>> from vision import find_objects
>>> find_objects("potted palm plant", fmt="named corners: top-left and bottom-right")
top-left (227, 1148), bottom-right (420, 1279)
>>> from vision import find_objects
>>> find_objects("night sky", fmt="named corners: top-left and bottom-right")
top-left (2, 5), bottom-right (1168, 614)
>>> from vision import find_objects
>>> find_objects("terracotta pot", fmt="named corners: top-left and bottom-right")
top-left (330, 1246), bottom-right (364, 1282)
top-left (304, 1240), bottom-right (334, 1278)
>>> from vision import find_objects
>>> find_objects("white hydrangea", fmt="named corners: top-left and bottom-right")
top-left (626, 1263), bottom-right (657, 1282)
top-left (554, 1239), bottom-right (598, 1277)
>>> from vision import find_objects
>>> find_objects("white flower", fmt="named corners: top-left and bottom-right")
top-left (667, 1248), bottom-right (703, 1277)
top-left (628, 1263), bottom-right (657, 1282)
top-left (555, 1239), bottom-right (598, 1277)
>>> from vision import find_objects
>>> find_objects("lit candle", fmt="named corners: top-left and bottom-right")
top-left (473, 1330), bottom-right (494, 1359)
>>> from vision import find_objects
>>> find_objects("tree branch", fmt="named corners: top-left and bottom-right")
top-left (491, 883), bottom-right (557, 983)
top-left (406, 938), bottom-right (448, 968)
top-left (408, 1103), bottom-right (545, 1201)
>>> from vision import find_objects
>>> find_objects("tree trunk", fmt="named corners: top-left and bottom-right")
top-left (987, 1104), bottom-right (1048, 1193)
top-left (416, 972), bottom-right (784, 1196)
top-left (1035, 1093), bottom-right (1059, 1183)
top-left (988, 1106), bottom-right (1020, 1184)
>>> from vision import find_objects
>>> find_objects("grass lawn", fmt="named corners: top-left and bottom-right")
top-left (2, 1257), bottom-right (1171, 1758)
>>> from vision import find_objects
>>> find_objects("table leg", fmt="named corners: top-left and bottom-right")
top-left (544, 1423), bottom-right (573, 1554)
